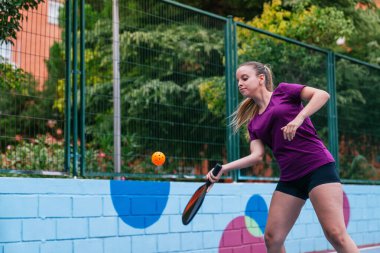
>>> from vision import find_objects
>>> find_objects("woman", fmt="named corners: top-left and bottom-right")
top-left (207, 61), bottom-right (358, 253)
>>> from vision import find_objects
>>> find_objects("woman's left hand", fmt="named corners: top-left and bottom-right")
top-left (281, 116), bottom-right (305, 141)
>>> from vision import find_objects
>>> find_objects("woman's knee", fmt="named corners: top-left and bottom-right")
top-left (323, 226), bottom-right (348, 247)
top-left (264, 230), bottom-right (285, 248)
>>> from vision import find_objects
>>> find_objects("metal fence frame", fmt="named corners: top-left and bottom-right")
top-left (59, 0), bottom-right (380, 183)
top-left (1, 0), bottom-right (379, 184)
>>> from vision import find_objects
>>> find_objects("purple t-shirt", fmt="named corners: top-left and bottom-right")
top-left (248, 83), bottom-right (335, 181)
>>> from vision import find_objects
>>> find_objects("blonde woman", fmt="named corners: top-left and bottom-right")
top-left (207, 61), bottom-right (358, 253)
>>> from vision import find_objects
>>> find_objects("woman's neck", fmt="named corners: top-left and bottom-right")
top-left (253, 89), bottom-right (273, 112)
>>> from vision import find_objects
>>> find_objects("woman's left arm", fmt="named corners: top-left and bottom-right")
top-left (281, 86), bottom-right (330, 141)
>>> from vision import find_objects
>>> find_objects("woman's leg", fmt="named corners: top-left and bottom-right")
top-left (309, 183), bottom-right (359, 253)
top-left (265, 191), bottom-right (306, 253)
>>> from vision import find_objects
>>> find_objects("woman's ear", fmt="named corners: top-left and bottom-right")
top-left (258, 74), bottom-right (265, 85)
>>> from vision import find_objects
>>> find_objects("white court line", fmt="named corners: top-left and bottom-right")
top-left (330, 246), bottom-right (380, 253)
top-left (359, 246), bottom-right (380, 253)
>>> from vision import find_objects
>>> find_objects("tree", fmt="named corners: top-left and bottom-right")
top-left (176, 0), bottom-right (268, 20)
top-left (282, 0), bottom-right (380, 64)
top-left (0, 60), bottom-right (42, 149)
top-left (244, 0), bottom-right (355, 48)
top-left (41, 0), bottom-right (379, 179)
top-left (344, 8), bottom-right (380, 64)
top-left (44, 0), bottom-right (227, 174)
top-left (177, 0), bottom-right (380, 64)
top-left (0, 0), bottom-right (45, 44)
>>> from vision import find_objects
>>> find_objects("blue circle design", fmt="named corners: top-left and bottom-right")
top-left (110, 180), bottom-right (170, 229)
top-left (245, 194), bottom-right (268, 233)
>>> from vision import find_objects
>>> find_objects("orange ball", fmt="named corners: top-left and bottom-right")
top-left (151, 151), bottom-right (166, 166)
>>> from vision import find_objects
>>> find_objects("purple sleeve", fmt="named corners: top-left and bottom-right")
top-left (247, 122), bottom-right (257, 141)
top-left (249, 130), bottom-right (257, 141)
top-left (279, 83), bottom-right (305, 102)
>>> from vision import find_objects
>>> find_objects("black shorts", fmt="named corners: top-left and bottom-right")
top-left (275, 162), bottom-right (340, 200)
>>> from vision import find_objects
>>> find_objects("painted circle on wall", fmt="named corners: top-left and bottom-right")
top-left (110, 180), bottom-right (170, 229)
top-left (343, 191), bottom-right (350, 227)
top-left (218, 191), bottom-right (351, 252)
top-left (219, 194), bottom-right (268, 252)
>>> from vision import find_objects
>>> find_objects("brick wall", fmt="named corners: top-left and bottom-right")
top-left (0, 178), bottom-right (379, 253)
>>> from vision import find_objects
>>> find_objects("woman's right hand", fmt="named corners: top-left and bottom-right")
top-left (206, 165), bottom-right (224, 192)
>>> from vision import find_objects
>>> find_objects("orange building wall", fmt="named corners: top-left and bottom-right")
top-left (357, 0), bottom-right (380, 9)
top-left (11, 1), bottom-right (62, 90)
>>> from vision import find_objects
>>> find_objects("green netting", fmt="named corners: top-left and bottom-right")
top-left (83, 0), bottom-right (228, 178)
top-left (1, 0), bottom-right (379, 182)
top-left (335, 55), bottom-right (380, 181)
top-left (0, 0), bottom-right (67, 175)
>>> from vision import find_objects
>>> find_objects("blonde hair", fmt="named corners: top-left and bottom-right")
top-left (230, 61), bottom-right (274, 132)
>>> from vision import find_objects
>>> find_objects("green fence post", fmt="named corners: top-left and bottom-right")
top-left (72, 0), bottom-right (79, 177)
top-left (64, 0), bottom-right (71, 173)
top-left (232, 20), bottom-right (240, 181)
top-left (79, 0), bottom-right (86, 177)
top-left (225, 16), bottom-right (233, 178)
top-left (327, 51), bottom-right (339, 172)
top-left (225, 16), bottom-right (239, 181)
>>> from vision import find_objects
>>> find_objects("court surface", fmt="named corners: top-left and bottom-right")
top-left (330, 246), bottom-right (380, 253)
top-left (360, 247), bottom-right (380, 253)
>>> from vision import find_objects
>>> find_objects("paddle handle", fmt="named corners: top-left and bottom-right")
top-left (206, 163), bottom-right (222, 186)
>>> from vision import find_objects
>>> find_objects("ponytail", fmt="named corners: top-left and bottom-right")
top-left (230, 98), bottom-right (259, 133)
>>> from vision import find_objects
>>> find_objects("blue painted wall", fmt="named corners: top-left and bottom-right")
top-left (0, 177), bottom-right (379, 253)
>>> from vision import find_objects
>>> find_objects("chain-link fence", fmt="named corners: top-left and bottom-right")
top-left (82, 0), bottom-right (229, 179)
top-left (0, 0), bottom-right (67, 175)
top-left (1, 0), bottom-right (379, 183)
top-left (335, 55), bottom-right (380, 182)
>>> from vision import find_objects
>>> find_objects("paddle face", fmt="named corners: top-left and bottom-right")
top-left (182, 164), bottom-right (222, 225)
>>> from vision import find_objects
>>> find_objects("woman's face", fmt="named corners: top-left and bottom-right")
top-left (236, 65), bottom-right (264, 97)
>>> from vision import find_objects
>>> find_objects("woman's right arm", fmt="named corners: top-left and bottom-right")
top-left (207, 139), bottom-right (265, 183)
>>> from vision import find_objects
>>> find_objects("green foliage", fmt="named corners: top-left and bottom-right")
top-left (85, 19), bottom-right (113, 86)
top-left (245, 0), bottom-right (354, 48)
top-left (0, 65), bottom-right (65, 170)
top-left (119, 24), bottom-right (224, 80)
top-left (0, 134), bottom-right (64, 171)
top-left (176, 0), bottom-right (268, 20)
top-left (0, 48), bottom-right (63, 173)
top-left (198, 77), bottom-right (226, 119)
top-left (33, 0), bottom-right (378, 180)
top-left (0, 60), bottom-right (34, 93)
top-left (283, 0), bottom-right (380, 64)
top-left (178, 0), bottom-right (380, 64)
top-left (335, 59), bottom-right (380, 178)
top-left (78, 14), bottom-right (226, 173)
top-left (235, 0), bottom-right (380, 179)
top-left (341, 155), bottom-right (376, 180)
top-left (0, 0), bottom-right (45, 44)
top-left (126, 79), bottom-right (184, 112)
top-left (284, 0), bottom-right (375, 22)
top-left (0, 61), bottom-right (49, 143)
top-left (346, 9), bottom-right (380, 64)
top-left (44, 42), bottom-right (66, 112)
top-left (117, 77), bottom-right (225, 170)
top-left (366, 41), bottom-right (380, 65)
top-left (0, 0), bottom-right (65, 173)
